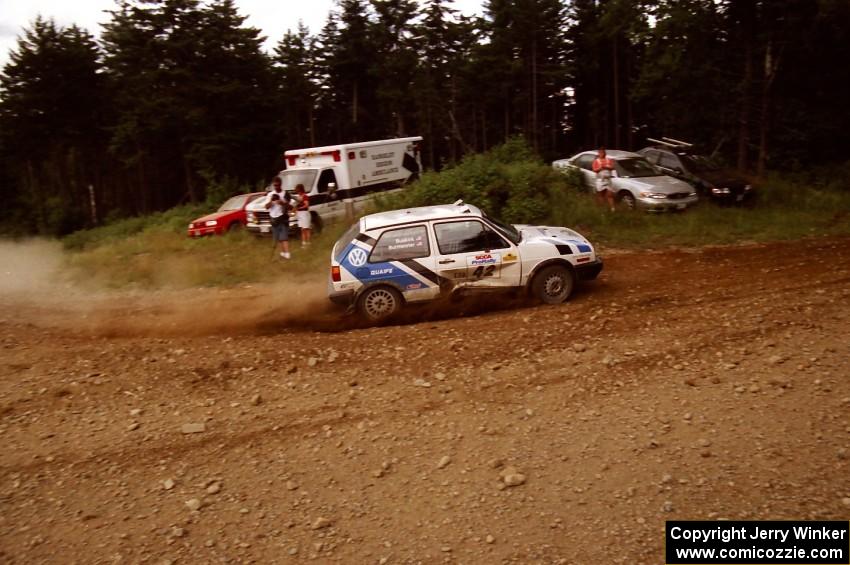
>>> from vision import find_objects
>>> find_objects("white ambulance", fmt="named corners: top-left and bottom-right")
top-left (246, 137), bottom-right (423, 235)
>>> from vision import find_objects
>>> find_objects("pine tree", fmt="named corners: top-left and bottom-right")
top-left (190, 0), bottom-right (276, 185)
top-left (323, 0), bottom-right (379, 141)
top-left (414, 0), bottom-right (460, 166)
top-left (0, 17), bottom-right (105, 233)
top-left (275, 22), bottom-right (320, 149)
top-left (370, 0), bottom-right (419, 137)
top-left (102, 0), bottom-right (275, 211)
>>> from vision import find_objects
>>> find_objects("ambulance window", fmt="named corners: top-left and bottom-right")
top-left (369, 225), bottom-right (430, 263)
top-left (317, 169), bottom-right (337, 193)
top-left (434, 221), bottom-right (509, 255)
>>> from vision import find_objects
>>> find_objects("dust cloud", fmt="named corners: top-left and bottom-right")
top-left (0, 239), bottom-right (342, 336)
top-left (0, 239), bottom-right (67, 296)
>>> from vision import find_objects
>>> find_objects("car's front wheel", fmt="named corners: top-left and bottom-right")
top-left (357, 286), bottom-right (402, 322)
top-left (531, 265), bottom-right (575, 304)
top-left (618, 191), bottom-right (636, 210)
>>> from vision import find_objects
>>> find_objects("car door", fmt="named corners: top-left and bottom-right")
top-left (571, 154), bottom-right (597, 190)
top-left (364, 224), bottom-right (441, 302)
top-left (315, 169), bottom-right (344, 220)
top-left (432, 219), bottom-right (520, 290)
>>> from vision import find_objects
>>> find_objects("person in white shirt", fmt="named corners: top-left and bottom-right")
top-left (265, 177), bottom-right (291, 259)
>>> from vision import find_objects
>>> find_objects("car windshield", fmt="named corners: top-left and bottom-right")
top-left (681, 154), bottom-right (721, 172)
top-left (279, 169), bottom-right (317, 192)
top-left (483, 213), bottom-right (522, 244)
top-left (218, 194), bottom-right (249, 211)
top-left (615, 157), bottom-right (660, 178)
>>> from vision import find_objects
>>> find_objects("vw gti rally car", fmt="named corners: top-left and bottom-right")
top-left (328, 201), bottom-right (603, 322)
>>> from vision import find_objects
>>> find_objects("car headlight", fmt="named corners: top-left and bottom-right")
top-left (711, 187), bottom-right (731, 195)
top-left (688, 191), bottom-right (697, 197)
top-left (205, 220), bottom-right (218, 227)
top-left (247, 213), bottom-right (256, 222)
top-left (744, 184), bottom-right (752, 191)
top-left (639, 191), bottom-right (667, 199)
top-left (188, 223), bottom-right (194, 229)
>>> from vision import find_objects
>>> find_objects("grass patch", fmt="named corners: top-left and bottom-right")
top-left (64, 204), bottom-right (347, 289)
top-left (62, 140), bottom-right (850, 289)
top-left (545, 174), bottom-right (850, 248)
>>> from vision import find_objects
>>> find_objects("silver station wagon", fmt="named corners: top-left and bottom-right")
top-left (553, 150), bottom-right (699, 211)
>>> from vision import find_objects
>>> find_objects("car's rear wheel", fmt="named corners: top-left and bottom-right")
top-left (618, 191), bottom-right (636, 210)
top-left (531, 265), bottom-right (575, 304)
top-left (357, 286), bottom-right (402, 322)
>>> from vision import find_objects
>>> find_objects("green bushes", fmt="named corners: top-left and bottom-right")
top-left (62, 203), bottom-right (209, 251)
top-left (384, 137), bottom-right (569, 224)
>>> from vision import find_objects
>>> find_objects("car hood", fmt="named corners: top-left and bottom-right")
top-left (515, 225), bottom-right (595, 254)
top-left (615, 175), bottom-right (693, 193)
top-left (191, 211), bottom-right (231, 224)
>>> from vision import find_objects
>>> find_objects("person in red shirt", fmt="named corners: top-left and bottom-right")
top-left (294, 184), bottom-right (311, 246)
top-left (592, 148), bottom-right (616, 212)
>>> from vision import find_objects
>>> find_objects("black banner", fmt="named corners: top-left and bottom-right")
top-left (666, 521), bottom-right (849, 564)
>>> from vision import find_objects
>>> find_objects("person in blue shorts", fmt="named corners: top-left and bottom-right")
top-left (265, 177), bottom-right (291, 259)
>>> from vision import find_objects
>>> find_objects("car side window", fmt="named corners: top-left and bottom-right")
top-left (576, 154), bottom-right (595, 170)
top-left (643, 150), bottom-right (660, 164)
top-left (369, 225), bottom-right (430, 263)
top-left (434, 220), bottom-right (509, 255)
top-left (658, 152), bottom-right (681, 170)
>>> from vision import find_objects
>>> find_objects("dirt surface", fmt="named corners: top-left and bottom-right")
top-left (1, 237), bottom-right (849, 564)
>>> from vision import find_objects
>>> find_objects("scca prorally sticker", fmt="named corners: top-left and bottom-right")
top-left (348, 247), bottom-right (368, 267)
top-left (466, 253), bottom-right (502, 279)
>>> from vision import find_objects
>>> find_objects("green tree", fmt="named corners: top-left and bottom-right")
top-left (413, 0), bottom-right (466, 167)
top-left (472, 0), bottom-right (567, 156)
top-left (0, 17), bottom-right (105, 234)
top-left (274, 22), bottom-right (320, 149)
top-left (370, 0), bottom-right (419, 136)
top-left (190, 0), bottom-right (277, 183)
top-left (633, 0), bottom-right (732, 153)
top-left (102, 0), bottom-right (275, 213)
top-left (319, 0), bottom-right (379, 141)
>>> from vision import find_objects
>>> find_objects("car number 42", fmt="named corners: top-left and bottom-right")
top-left (472, 265), bottom-right (496, 278)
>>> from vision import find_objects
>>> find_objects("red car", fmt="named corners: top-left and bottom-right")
top-left (187, 192), bottom-right (266, 237)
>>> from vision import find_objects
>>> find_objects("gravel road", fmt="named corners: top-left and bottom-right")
top-left (1, 237), bottom-right (848, 564)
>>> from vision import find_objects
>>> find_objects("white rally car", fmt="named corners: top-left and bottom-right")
top-left (328, 201), bottom-right (603, 322)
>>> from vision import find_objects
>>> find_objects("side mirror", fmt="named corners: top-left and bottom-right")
top-left (327, 182), bottom-right (337, 193)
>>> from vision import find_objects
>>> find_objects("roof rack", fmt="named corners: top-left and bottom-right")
top-left (647, 136), bottom-right (693, 149)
